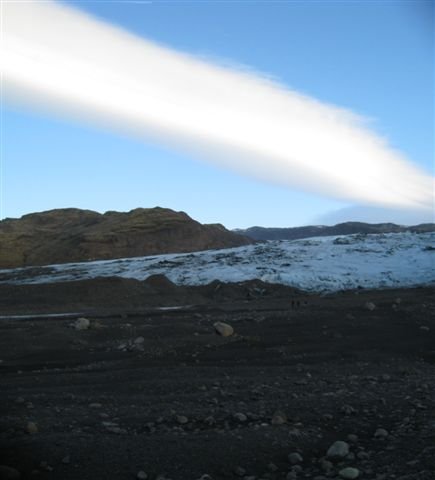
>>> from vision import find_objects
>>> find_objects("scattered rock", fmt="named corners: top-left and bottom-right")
top-left (74, 317), bottom-right (90, 330)
top-left (233, 412), bottom-right (247, 422)
top-left (356, 451), bottom-right (369, 460)
top-left (204, 416), bottom-right (216, 426)
top-left (319, 459), bottom-right (333, 472)
top-left (374, 428), bottom-right (389, 439)
top-left (294, 378), bottom-right (308, 385)
top-left (326, 440), bottom-right (349, 459)
top-left (134, 336), bottom-right (145, 344)
top-left (176, 415), bottom-right (189, 424)
top-left (39, 462), bottom-right (53, 472)
top-left (233, 466), bottom-right (246, 477)
top-left (102, 422), bottom-right (126, 434)
top-left (0, 465), bottom-right (21, 480)
top-left (136, 471), bottom-right (148, 480)
top-left (341, 404), bottom-right (357, 415)
top-left (338, 467), bottom-right (360, 479)
top-left (364, 302), bottom-right (376, 311)
top-left (25, 421), bottom-right (38, 434)
top-left (271, 410), bottom-right (287, 425)
top-left (106, 426), bottom-right (126, 434)
top-left (288, 452), bottom-right (303, 464)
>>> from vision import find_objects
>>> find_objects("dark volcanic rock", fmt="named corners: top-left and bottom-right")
top-left (0, 207), bottom-right (252, 268)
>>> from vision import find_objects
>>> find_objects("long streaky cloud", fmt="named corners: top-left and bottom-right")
top-left (1, 0), bottom-right (433, 211)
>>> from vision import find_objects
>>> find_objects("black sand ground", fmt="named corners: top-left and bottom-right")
top-left (0, 279), bottom-right (434, 480)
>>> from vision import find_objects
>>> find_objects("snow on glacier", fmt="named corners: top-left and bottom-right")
top-left (0, 232), bottom-right (434, 292)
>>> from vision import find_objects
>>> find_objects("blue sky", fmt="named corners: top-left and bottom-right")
top-left (2, 0), bottom-right (433, 228)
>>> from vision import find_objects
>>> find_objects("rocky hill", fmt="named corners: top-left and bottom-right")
top-left (235, 222), bottom-right (435, 241)
top-left (0, 207), bottom-right (252, 268)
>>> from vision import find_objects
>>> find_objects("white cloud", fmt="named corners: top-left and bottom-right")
top-left (1, 0), bottom-right (434, 211)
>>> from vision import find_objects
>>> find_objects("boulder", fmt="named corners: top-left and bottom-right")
top-left (74, 317), bottom-right (90, 330)
top-left (326, 440), bottom-right (349, 459)
top-left (213, 322), bottom-right (234, 337)
top-left (339, 467), bottom-right (359, 479)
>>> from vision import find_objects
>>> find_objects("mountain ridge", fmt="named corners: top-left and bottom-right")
top-left (235, 221), bottom-right (435, 241)
top-left (0, 207), bottom-right (252, 268)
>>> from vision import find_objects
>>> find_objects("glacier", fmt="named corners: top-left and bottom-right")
top-left (0, 232), bottom-right (434, 293)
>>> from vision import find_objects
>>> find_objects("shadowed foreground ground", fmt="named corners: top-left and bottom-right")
top-left (0, 279), bottom-right (434, 480)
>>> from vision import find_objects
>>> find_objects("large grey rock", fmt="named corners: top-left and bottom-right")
top-left (74, 317), bottom-right (90, 330)
top-left (213, 322), bottom-right (234, 337)
top-left (326, 440), bottom-right (349, 459)
top-left (339, 467), bottom-right (359, 479)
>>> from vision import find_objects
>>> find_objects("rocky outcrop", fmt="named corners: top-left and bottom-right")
top-left (0, 207), bottom-right (252, 268)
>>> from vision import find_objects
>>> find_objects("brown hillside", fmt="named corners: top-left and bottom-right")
top-left (0, 207), bottom-right (252, 268)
